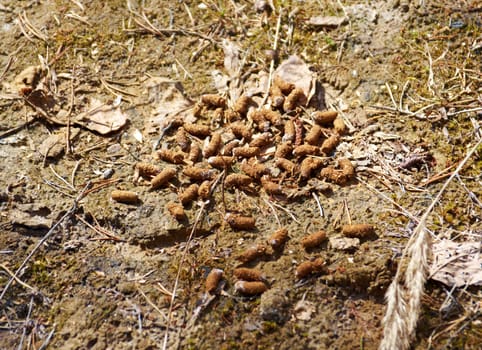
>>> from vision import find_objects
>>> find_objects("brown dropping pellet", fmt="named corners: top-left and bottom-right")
top-left (225, 213), bottom-right (256, 230)
top-left (225, 108), bottom-right (240, 122)
top-left (339, 158), bottom-right (355, 179)
top-left (183, 166), bottom-right (216, 181)
top-left (295, 258), bottom-right (327, 279)
top-left (192, 103), bottom-right (203, 118)
top-left (267, 227), bottom-right (288, 250)
top-left (188, 143), bottom-right (202, 163)
top-left (320, 165), bottom-right (351, 185)
top-left (201, 94), bottom-right (226, 109)
top-left (249, 133), bottom-right (271, 148)
top-left (166, 202), bottom-right (186, 221)
top-left (237, 244), bottom-right (267, 263)
top-left (283, 88), bottom-right (307, 112)
top-left (312, 110), bottom-right (338, 125)
top-left (233, 267), bottom-right (264, 282)
top-left (234, 281), bottom-right (268, 296)
top-left (320, 134), bottom-right (340, 155)
top-left (155, 149), bottom-right (184, 164)
top-left (176, 127), bottom-right (191, 152)
top-left (198, 180), bottom-right (212, 200)
top-left (248, 110), bottom-right (270, 131)
top-left (275, 142), bottom-right (293, 158)
top-left (273, 76), bottom-right (295, 95)
top-left (261, 177), bottom-right (284, 195)
top-left (300, 157), bottom-right (325, 179)
top-left (333, 117), bottom-right (347, 135)
top-left (240, 161), bottom-right (269, 179)
top-left (261, 109), bottom-right (282, 126)
top-left (269, 84), bottom-right (285, 109)
top-left (342, 224), bottom-right (375, 238)
top-left (205, 268), bottom-right (224, 294)
top-left (230, 122), bottom-right (252, 140)
top-left (151, 168), bottom-right (176, 189)
top-left (183, 123), bottom-right (211, 138)
top-left (136, 162), bottom-right (161, 179)
top-left (111, 190), bottom-right (138, 204)
top-left (207, 156), bottom-right (234, 169)
top-left (293, 144), bottom-right (319, 157)
top-left (224, 173), bottom-right (252, 188)
top-left (233, 146), bottom-right (261, 158)
top-left (283, 119), bottom-right (295, 143)
top-left (222, 139), bottom-right (241, 156)
top-left (203, 132), bottom-right (222, 158)
top-left (275, 157), bottom-right (296, 174)
top-left (305, 124), bottom-right (323, 145)
top-left (233, 95), bottom-right (253, 116)
top-left (301, 230), bottom-right (327, 249)
top-left (178, 183), bottom-right (199, 205)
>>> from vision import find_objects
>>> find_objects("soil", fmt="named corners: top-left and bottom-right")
top-left (0, 1), bottom-right (481, 350)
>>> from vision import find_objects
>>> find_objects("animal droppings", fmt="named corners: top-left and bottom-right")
top-left (234, 281), bottom-right (268, 295)
top-left (226, 213), bottom-right (256, 230)
top-left (111, 190), bottom-right (139, 204)
top-left (267, 227), bottom-right (289, 250)
top-left (295, 258), bottom-right (327, 279)
top-left (151, 168), bottom-right (176, 189)
top-left (233, 267), bottom-right (264, 282)
top-left (205, 268), bottom-right (224, 294)
top-left (341, 224), bottom-right (375, 238)
top-left (301, 230), bottom-right (327, 249)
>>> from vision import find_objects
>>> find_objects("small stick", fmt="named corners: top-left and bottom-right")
top-left (70, 160), bottom-right (81, 188)
top-left (49, 165), bottom-right (76, 191)
top-left (137, 286), bottom-right (169, 323)
top-left (312, 192), bottom-right (324, 218)
top-left (162, 201), bottom-right (207, 350)
top-left (0, 182), bottom-right (92, 303)
top-left (17, 296), bottom-right (34, 350)
top-left (0, 264), bottom-right (35, 292)
top-left (343, 199), bottom-right (352, 225)
top-left (263, 198), bottom-right (281, 227)
top-left (259, 8), bottom-right (283, 108)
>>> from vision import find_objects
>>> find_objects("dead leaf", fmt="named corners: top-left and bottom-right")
top-left (141, 77), bottom-right (194, 134)
top-left (430, 239), bottom-right (481, 287)
top-left (75, 98), bottom-right (127, 134)
top-left (9, 203), bottom-right (52, 229)
top-left (38, 127), bottom-right (80, 158)
top-left (308, 16), bottom-right (348, 28)
top-left (274, 55), bottom-right (323, 108)
top-left (293, 300), bottom-right (316, 321)
top-left (222, 39), bottom-right (242, 78)
top-left (329, 236), bottom-right (360, 251)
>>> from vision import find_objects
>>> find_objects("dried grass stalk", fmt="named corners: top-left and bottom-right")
top-left (379, 138), bottom-right (481, 350)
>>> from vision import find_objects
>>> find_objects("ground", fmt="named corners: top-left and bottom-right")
top-left (0, 1), bottom-right (481, 350)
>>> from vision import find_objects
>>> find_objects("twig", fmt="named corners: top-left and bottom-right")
top-left (137, 286), bottom-right (169, 323)
top-left (17, 296), bottom-right (34, 350)
top-left (0, 116), bottom-right (37, 140)
top-left (37, 324), bottom-right (55, 350)
top-left (380, 137), bottom-right (482, 350)
top-left (262, 198), bottom-right (281, 227)
top-left (162, 201), bottom-right (207, 350)
top-left (0, 182), bottom-right (92, 303)
top-left (312, 192), bottom-right (324, 218)
top-left (0, 264), bottom-right (35, 292)
top-left (259, 7), bottom-right (282, 108)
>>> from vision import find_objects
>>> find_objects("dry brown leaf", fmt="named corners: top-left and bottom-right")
top-left (430, 239), bottom-right (481, 287)
top-left (75, 98), bottom-right (127, 134)
top-left (275, 56), bottom-right (313, 97)
top-left (142, 77), bottom-right (194, 134)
